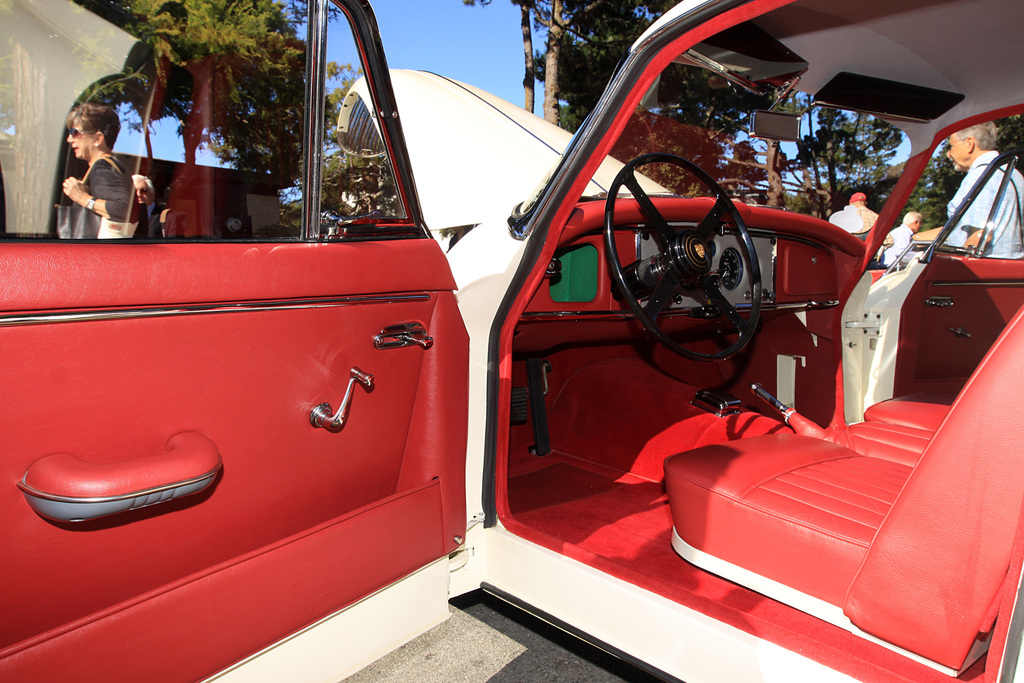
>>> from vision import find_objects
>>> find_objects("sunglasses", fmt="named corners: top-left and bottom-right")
top-left (68, 127), bottom-right (98, 138)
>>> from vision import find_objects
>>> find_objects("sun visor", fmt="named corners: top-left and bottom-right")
top-left (682, 22), bottom-right (808, 88)
top-left (814, 72), bottom-right (964, 123)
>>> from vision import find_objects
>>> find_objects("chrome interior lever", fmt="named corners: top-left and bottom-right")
top-left (750, 382), bottom-right (795, 423)
top-left (375, 322), bottom-right (433, 350)
top-left (310, 367), bottom-right (374, 432)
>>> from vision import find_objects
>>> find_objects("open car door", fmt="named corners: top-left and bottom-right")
top-left (0, 0), bottom-right (467, 680)
top-left (846, 148), bottom-right (1024, 420)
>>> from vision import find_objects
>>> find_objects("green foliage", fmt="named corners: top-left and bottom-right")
top-left (550, 0), bottom-right (676, 132)
top-left (790, 96), bottom-right (905, 217)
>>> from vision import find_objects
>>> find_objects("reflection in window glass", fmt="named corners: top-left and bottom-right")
top-left (1, 0), bottom-right (306, 240)
top-left (320, 15), bottom-right (404, 220)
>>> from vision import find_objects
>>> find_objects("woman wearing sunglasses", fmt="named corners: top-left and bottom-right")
top-left (60, 103), bottom-right (136, 239)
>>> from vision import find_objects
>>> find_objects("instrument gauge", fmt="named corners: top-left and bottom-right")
top-left (719, 248), bottom-right (743, 290)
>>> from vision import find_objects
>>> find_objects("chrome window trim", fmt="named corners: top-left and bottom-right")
top-left (18, 466), bottom-right (223, 504)
top-left (0, 294), bottom-right (431, 327)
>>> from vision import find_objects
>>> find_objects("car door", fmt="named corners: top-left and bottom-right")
top-left (844, 148), bottom-right (1024, 419)
top-left (0, 0), bottom-right (467, 680)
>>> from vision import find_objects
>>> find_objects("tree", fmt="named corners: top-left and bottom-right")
top-left (466, 0), bottom-right (673, 126)
top-left (552, 0), bottom-right (675, 131)
top-left (463, 0), bottom-right (536, 113)
top-left (789, 97), bottom-right (904, 218)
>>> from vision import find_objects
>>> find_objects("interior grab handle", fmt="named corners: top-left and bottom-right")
top-left (18, 432), bottom-right (222, 522)
top-left (310, 367), bottom-right (374, 432)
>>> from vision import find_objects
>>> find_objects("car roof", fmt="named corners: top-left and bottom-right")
top-left (642, 0), bottom-right (1024, 153)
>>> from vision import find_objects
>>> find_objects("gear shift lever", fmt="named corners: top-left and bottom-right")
top-left (750, 383), bottom-right (828, 439)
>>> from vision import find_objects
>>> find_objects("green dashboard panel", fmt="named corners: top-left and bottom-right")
top-left (549, 244), bottom-right (599, 303)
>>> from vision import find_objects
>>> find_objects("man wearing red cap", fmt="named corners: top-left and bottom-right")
top-left (828, 191), bottom-right (879, 234)
top-left (848, 192), bottom-right (878, 232)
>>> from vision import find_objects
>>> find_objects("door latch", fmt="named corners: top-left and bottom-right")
top-left (926, 295), bottom-right (955, 307)
top-left (374, 322), bottom-right (433, 350)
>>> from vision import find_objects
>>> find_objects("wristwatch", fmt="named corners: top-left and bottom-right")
top-left (86, 197), bottom-right (96, 211)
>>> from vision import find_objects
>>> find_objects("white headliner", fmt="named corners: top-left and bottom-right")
top-left (643, 0), bottom-right (1024, 153)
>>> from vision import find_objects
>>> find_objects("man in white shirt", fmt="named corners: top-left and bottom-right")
top-left (944, 122), bottom-right (1023, 258)
top-left (882, 211), bottom-right (922, 267)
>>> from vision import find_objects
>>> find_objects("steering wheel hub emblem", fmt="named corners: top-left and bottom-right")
top-left (684, 233), bottom-right (711, 271)
top-left (666, 231), bottom-right (713, 281)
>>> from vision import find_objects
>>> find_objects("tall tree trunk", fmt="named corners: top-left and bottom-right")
top-left (765, 141), bottom-right (785, 208)
top-left (542, 0), bottom-right (563, 125)
top-left (13, 39), bottom-right (49, 234)
top-left (520, 3), bottom-right (534, 113)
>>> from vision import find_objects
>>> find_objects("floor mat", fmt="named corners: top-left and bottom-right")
top-left (508, 477), bottom-right (983, 683)
top-left (508, 463), bottom-right (622, 515)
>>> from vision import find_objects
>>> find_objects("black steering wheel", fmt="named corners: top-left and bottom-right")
top-left (604, 152), bottom-right (762, 361)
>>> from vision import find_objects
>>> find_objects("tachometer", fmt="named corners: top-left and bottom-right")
top-left (719, 247), bottom-right (743, 290)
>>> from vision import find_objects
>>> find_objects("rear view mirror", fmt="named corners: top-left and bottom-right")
top-left (751, 110), bottom-right (801, 141)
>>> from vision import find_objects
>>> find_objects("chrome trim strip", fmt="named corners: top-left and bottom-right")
top-left (18, 466), bottom-right (221, 504)
top-left (0, 294), bottom-right (431, 327)
top-left (931, 280), bottom-right (1024, 287)
top-left (519, 299), bottom-right (839, 322)
top-left (301, 0), bottom-right (329, 240)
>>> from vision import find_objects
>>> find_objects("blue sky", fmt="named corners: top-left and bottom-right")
top-left (373, 1), bottom-right (536, 114)
top-left (120, 1), bottom-right (538, 163)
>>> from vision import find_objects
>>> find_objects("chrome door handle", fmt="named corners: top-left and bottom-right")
top-left (926, 296), bottom-right (955, 307)
top-left (375, 322), bottom-right (433, 349)
top-left (310, 367), bottom-right (374, 431)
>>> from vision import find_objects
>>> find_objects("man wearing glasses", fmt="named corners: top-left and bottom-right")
top-left (944, 121), bottom-right (1024, 258)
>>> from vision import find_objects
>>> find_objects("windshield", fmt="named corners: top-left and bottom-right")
top-left (596, 60), bottom-right (908, 228)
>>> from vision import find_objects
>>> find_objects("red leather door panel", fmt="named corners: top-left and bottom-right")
top-left (0, 240), bottom-right (468, 680)
top-left (895, 254), bottom-right (1024, 396)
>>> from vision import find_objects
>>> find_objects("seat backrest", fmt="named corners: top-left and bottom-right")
top-left (844, 303), bottom-right (1024, 670)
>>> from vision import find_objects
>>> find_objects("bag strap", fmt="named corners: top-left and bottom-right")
top-left (82, 154), bottom-right (122, 183)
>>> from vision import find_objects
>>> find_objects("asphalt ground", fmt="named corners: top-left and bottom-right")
top-left (344, 590), bottom-right (665, 682)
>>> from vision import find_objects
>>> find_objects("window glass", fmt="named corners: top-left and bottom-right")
top-left (0, 0), bottom-right (404, 241)
top-left (2, 0), bottom-right (309, 240)
top-left (904, 116), bottom-right (1024, 260)
top-left (600, 60), bottom-right (908, 232)
top-left (320, 9), bottom-right (404, 221)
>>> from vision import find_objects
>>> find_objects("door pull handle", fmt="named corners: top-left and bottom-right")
top-left (375, 322), bottom-right (433, 349)
top-left (310, 367), bottom-right (374, 432)
top-left (926, 296), bottom-right (955, 307)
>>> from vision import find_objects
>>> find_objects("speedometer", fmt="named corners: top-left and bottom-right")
top-left (719, 247), bottom-right (743, 290)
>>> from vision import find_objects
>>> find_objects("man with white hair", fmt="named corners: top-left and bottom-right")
top-left (882, 211), bottom-right (922, 267)
top-left (944, 121), bottom-right (1024, 258)
top-left (132, 174), bottom-right (164, 238)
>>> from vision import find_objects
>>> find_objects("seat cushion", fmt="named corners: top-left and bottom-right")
top-left (664, 433), bottom-right (913, 606)
top-left (862, 393), bottom-right (955, 432)
top-left (845, 421), bottom-right (932, 467)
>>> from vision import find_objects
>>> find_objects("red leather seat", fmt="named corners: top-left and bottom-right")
top-left (665, 305), bottom-right (1024, 673)
top-left (863, 392), bottom-right (955, 432)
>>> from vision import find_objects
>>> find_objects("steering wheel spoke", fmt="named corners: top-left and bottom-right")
top-left (701, 274), bottom-right (748, 333)
top-left (623, 173), bottom-right (676, 244)
top-left (694, 196), bottom-right (731, 241)
top-left (642, 274), bottom-right (679, 321)
top-left (604, 152), bottom-right (761, 361)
